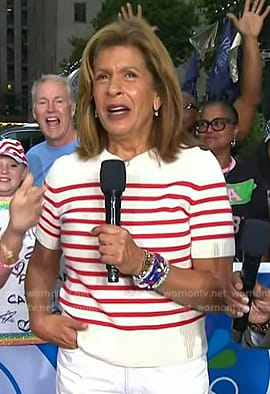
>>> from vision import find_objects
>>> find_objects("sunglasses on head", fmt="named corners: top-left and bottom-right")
top-left (195, 117), bottom-right (236, 133)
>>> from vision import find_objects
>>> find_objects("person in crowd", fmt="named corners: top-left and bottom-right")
top-left (0, 139), bottom-right (43, 294)
top-left (244, 125), bottom-right (270, 190)
top-left (26, 74), bottom-right (79, 187)
top-left (227, 0), bottom-right (269, 142)
top-left (118, 0), bottom-right (269, 140)
top-left (26, 74), bottom-right (79, 311)
top-left (25, 17), bottom-right (234, 394)
top-left (226, 271), bottom-right (270, 348)
top-left (197, 100), bottom-right (269, 261)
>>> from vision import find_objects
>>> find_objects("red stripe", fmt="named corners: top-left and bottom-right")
top-left (62, 309), bottom-right (205, 330)
top-left (45, 181), bottom-right (100, 193)
top-left (41, 213), bottom-right (60, 230)
top-left (43, 204), bottom-right (59, 220)
top-left (45, 194), bottom-right (103, 209)
top-left (191, 221), bottom-right (233, 229)
top-left (125, 181), bottom-right (226, 191)
top-left (45, 180), bottom-right (226, 193)
top-left (192, 195), bottom-right (229, 205)
top-left (192, 233), bottom-right (234, 241)
top-left (190, 208), bottom-right (232, 217)
top-left (61, 298), bottom-right (192, 317)
top-left (38, 222), bottom-right (59, 238)
top-left (65, 206), bottom-right (187, 215)
top-left (62, 229), bottom-right (191, 239)
top-left (63, 217), bottom-right (189, 226)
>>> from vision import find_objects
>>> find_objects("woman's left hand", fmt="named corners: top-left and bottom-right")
top-left (92, 224), bottom-right (144, 275)
top-left (249, 283), bottom-right (270, 324)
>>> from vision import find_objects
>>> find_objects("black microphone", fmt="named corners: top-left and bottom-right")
top-left (232, 218), bottom-right (270, 343)
top-left (100, 159), bottom-right (126, 283)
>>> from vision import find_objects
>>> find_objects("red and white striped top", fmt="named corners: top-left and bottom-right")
top-left (36, 147), bottom-right (234, 367)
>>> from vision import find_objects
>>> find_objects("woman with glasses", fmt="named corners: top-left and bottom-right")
top-left (197, 100), bottom-right (269, 261)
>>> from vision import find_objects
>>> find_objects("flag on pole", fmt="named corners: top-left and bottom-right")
top-left (182, 51), bottom-right (200, 96)
top-left (207, 18), bottom-right (240, 101)
top-left (189, 21), bottom-right (219, 61)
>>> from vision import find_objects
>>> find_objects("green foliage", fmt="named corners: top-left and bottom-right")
top-left (236, 112), bottom-right (266, 161)
top-left (197, 0), bottom-right (245, 24)
top-left (92, 0), bottom-right (198, 66)
top-left (60, 36), bottom-right (88, 71)
top-left (61, 0), bottom-right (198, 70)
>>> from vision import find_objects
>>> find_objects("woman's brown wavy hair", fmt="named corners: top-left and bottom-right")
top-left (77, 17), bottom-right (197, 162)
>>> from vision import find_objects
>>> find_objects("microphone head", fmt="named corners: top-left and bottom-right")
top-left (100, 159), bottom-right (126, 195)
top-left (240, 218), bottom-right (270, 257)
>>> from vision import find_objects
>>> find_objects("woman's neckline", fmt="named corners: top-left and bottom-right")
top-left (104, 148), bottom-right (152, 164)
top-left (222, 156), bottom-right (236, 175)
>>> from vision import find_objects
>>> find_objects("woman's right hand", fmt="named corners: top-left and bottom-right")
top-left (31, 313), bottom-right (88, 349)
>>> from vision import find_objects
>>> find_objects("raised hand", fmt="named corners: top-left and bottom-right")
top-left (118, 2), bottom-right (142, 21)
top-left (228, 0), bottom-right (270, 38)
top-left (118, 2), bottom-right (158, 31)
top-left (9, 173), bottom-right (44, 235)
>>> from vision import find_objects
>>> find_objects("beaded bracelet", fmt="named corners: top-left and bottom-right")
top-left (0, 260), bottom-right (18, 269)
top-left (133, 251), bottom-right (170, 290)
top-left (249, 321), bottom-right (270, 335)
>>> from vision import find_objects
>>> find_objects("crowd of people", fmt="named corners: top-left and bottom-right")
top-left (1, 0), bottom-right (270, 393)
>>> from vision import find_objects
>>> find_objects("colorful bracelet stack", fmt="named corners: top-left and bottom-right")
top-left (133, 250), bottom-right (170, 290)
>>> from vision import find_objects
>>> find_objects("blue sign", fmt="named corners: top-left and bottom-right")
top-left (1, 270), bottom-right (270, 393)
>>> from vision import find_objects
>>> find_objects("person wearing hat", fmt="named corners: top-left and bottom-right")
top-left (0, 139), bottom-right (43, 340)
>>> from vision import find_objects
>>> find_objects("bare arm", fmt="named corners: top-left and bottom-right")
top-left (229, 0), bottom-right (270, 141)
top-left (25, 241), bottom-right (87, 347)
top-left (25, 241), bottom-right (60, 320)
top-left (0, 173), bottom-right (43, 288)
top-left (92, 224), bottom-right (233, 312)
top-left (158, 257), bottom-right (233, 311)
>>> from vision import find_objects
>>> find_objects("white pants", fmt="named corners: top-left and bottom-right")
top-left (56, 346), bottom-right (209, 394)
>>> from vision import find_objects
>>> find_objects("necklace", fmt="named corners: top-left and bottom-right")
top-left (0, 200), bottom-right (10, 210)
top-left (222, 156), bottom-right (236, 180)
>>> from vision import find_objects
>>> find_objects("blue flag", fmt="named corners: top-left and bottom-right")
top-left (182, 51), bottom-right (200, 97)
top-left (207, 18), bottom-right (239, 101)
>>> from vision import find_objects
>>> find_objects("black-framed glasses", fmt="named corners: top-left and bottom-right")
top-left (196, 117), bottom-right (236, 133)
top-left (183, 103), bottom-right (198, 111)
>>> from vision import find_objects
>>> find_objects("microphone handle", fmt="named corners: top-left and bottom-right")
top-left (232, 256), bottom-right (261, 343)
top-left (105, 193), bottom-right (121, 283)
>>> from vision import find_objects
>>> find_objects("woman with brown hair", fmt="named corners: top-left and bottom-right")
top-left (26, 17), bottom-right (234, 393)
